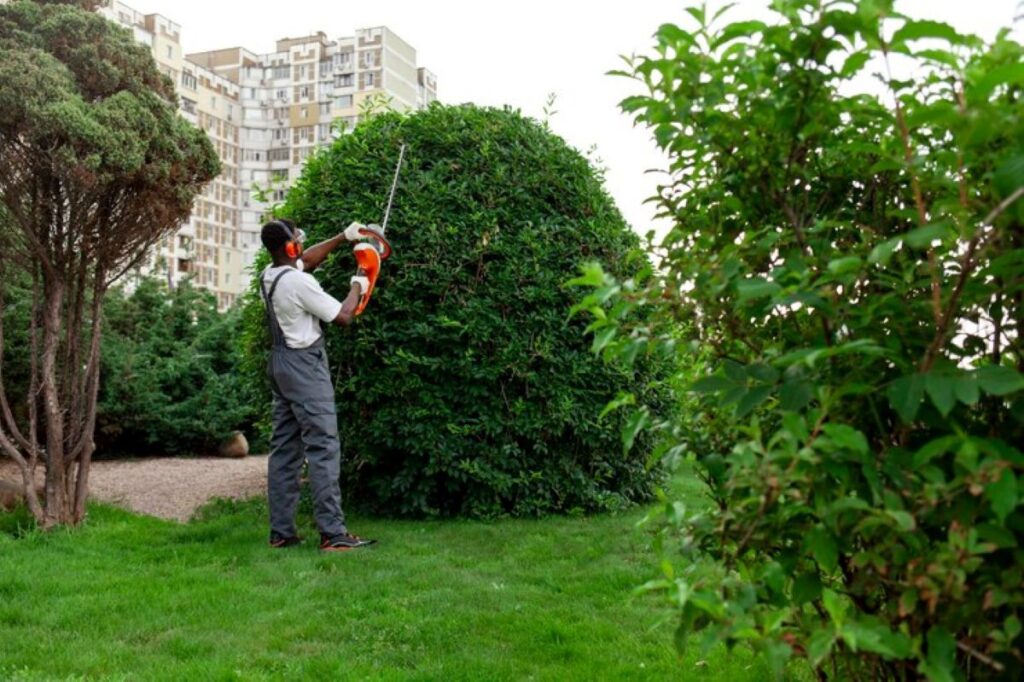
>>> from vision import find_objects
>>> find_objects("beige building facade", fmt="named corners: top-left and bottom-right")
top-left (98, 1), bottom-right (437, 309)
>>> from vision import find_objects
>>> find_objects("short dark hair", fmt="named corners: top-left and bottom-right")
top-left (260, 220), bottom-right (292, 253)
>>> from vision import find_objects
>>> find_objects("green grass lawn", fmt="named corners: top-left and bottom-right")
top-left (0, 470), bottom-right (772, 681)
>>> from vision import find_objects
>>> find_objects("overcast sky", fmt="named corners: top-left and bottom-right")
top-left (124, 0), bottom-right (1021, 238)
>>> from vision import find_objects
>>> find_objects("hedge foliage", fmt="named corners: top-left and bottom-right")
top-left (576, 1), bottom-right (1024, 679)
top-left (242, 103), bottom-right (666, 517)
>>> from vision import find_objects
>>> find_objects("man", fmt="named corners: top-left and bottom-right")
top-left (259, 218), bottom-right (377, 551)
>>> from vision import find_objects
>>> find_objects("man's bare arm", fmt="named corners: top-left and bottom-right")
top-left (300, 234), bottom-right (346, 274)
top-left (331, 282), bottom-right (362, 327)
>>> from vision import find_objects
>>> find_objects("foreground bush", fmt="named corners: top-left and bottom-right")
top-left (242, 103), bottom-right (666, 517)
top-left (577, 1), bottom-right (1024, 679)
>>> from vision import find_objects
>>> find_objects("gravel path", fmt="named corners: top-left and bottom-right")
top-left (0, 456), bottom-right (268, 522)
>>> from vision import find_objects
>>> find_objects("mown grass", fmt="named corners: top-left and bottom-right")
top-left (0, 469), bottom-right (772, 681)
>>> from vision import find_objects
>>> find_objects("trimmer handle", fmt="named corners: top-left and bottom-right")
top-left (353, 243), bottom-right (381, 316)
top-left (358, 224), bottom-right (392, 261)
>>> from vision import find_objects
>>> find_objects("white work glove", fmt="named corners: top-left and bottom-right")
top-left (343, 221), bottom-right (366, 241)
top-left (350, 275), bottom-right (370, 295)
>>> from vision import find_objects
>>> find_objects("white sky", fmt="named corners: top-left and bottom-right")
top-left (124, 0), bottom-right (1021, 238)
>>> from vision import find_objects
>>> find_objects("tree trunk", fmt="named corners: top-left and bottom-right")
top-left (40, 279), bottom-right (67, 529)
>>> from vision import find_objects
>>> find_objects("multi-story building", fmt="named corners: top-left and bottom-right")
top-left (97, 2), bottom-right (437, 308)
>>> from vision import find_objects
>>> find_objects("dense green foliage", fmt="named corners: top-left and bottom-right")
top-left (242, 104), bottom-right (666, 518)
top-left (2, 278), bottom-right (257, 458)
top-left (97, 280), bottom-right (258, 456)
top-left (576, 1), bottom-right (1024, 679)
top-left (0, 470), bottom-right (777, 681)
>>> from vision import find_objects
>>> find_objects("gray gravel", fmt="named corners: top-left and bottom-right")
top-left (0, 456), bottom-right (268, 522)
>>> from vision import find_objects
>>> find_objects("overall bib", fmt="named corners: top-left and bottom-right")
top-left (261, 268), bottom-right (347, 539)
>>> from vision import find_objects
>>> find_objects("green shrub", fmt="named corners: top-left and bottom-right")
top-left (98, 279), bottom-right (259, 456)
top-left (576, 1), bottom-right (1024, 679)
top-left (241, 103), bottom-right (667, 517)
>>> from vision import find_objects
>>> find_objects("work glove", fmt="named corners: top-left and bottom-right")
top-left (343, 221), bottom-right (367, 241)
top-left (343, 222), bottom-right (392, 260)
top-left (350, 275), bottom-right (370, 295)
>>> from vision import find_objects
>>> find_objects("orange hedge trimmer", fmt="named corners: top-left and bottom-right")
top-left (353, 143), bottom-right (405, 316)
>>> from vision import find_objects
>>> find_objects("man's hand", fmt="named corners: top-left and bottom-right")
top-left (343, 222), bottom-right (367, 241)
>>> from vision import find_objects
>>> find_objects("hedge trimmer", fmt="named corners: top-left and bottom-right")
top-left (353, 143), bottom-right (406, 315)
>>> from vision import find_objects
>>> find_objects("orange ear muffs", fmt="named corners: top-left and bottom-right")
top-left (353, 243), bottom-right (382, 316)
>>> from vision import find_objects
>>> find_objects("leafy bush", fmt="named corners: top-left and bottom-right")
top-left (241, 103), bottom-right (667, 517)
top-left (575, 1), bottom-right (1024, 679)
top-left (98, 279), bottom-right (259, 456)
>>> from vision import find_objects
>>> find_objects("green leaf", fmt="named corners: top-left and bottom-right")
top-left (976, 366), bottom-right (1024, 396)
top-left (621, 409), bottom-right (651, 454)
top-left (822, 588), bottom-right (846, 627)
top-left (970, 62), bottom-right (1024, 101)
top-left (827, 256), bottom-right (862, 276)
top-left (736, 277), bottom-right (780, 303)
top-left (691, 374), bottom-right (732, 394)
top-left (711, 20), bottom-right (768, 48)
top-left (591, 326), bottom-right (617, 354)
top-left (919, 627), bottom-right (956, 682)
top-left (735, 385), bottom-right (772, 418)
top-left (807, 627), bottom-right (836, 667)
top-left (839, 51), bottom-right (871, 78)
top-left (821, 424), bottom-right (869, 454)
top-left (924, 372), bottom-right (957, 416)
top-left (599, 392), bottom-right (635, 420)
top-left (953, 373), bottom-right (980, 405)
top-left (914, 48), bottom-right (961, 69)
top-left (888, 374), bottom-right (925, 423)
top-left (779, 380), bottom-right (813, 412)
top-left (868, 237), bottom-right (901, 266)
top-left (841, 617), bottom-right (913, 658)
top-left (792, 572), bottom-right (822, 604)
top-left (566, 261), bottom-right (606, 288)
top-left (912, 435), bottom-right (960, 468)
top-left (805, 526), bottom-right (839, 573)
top-left (986, 468), bottom-right (1017, 522)
top-left (904, 222), bottom-right (951, 248)
top-left (886, 510), bottom-right (916, 531)
top-left (891, 19), bottom-right (963, 46)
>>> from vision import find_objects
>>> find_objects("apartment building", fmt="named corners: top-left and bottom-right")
top-left (97, 1), bottom-right (437, 309)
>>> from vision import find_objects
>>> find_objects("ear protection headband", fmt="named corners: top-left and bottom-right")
top-left (269, 220), bottom-right (305, 260)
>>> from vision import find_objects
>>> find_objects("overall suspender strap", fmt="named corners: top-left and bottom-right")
top-left (260, 268), bottom-right (293, 348)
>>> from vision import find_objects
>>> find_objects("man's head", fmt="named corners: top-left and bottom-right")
top-left (261, 219), bottom-right (304, 263)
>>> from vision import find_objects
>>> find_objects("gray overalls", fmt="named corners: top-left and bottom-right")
top-left (261, 268), bottom-right (347, 540)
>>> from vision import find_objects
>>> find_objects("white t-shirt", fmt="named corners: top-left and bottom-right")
top-left (262, 261), bottom-right (343, 349)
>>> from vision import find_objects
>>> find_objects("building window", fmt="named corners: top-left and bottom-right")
top-left (365, 72), bottom-right (375, 88)
top-left (269, 148), bottom-right (290, 161)
top-left (181, 72), bottom-right (197, 90)
top-left (300, 106), bottom-right (308, 118)
top-left (319, 102), bottom-right (331, 116)
top-left (334, 95), bottom-right (352, 109)
top-left (166, 45), bottom-right (173, 59)
top-left (335, 73), bottom-right (353, 88)
top-left (272, 65), bottom-right (289, 79)
top-left (180, 98), bottom-right (196, 115)
top-left (177, 258), bottom-right (190, 273)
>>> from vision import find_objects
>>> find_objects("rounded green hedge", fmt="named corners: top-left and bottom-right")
top-left (244, 103), bottom-right (665, 517)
